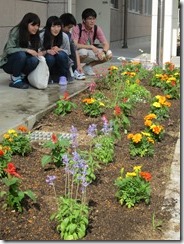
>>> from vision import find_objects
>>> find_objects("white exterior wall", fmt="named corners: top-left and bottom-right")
top-left (151, 0), bottom-right (179, 65)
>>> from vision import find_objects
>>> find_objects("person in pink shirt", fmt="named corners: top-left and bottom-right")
top-left (71, 8), bottom-right (112, 76)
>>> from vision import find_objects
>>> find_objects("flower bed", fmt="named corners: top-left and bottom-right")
top-left (0, 61), bottom-right (180, 240)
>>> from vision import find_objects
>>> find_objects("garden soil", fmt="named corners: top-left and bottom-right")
top-left (0, 76), bottom-right (180, 241)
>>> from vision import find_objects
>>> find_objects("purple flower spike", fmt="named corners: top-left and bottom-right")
top-left (46, 175), bottom-right (56, 186)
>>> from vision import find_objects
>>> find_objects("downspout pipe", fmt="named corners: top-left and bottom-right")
top-left (122, 0), bottom-right (128, 48)
top-left (156, 0), bottom-right (165, 66)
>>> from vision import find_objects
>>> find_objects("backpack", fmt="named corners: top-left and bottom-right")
top-left (78, 23), bottom-right (97, 43)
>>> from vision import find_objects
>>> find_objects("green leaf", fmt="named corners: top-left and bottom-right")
top-left (41, 155), bottom-right (52, 167)
top-left (24, 190), bottom-right (37, 202)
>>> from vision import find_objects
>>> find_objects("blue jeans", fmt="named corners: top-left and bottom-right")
top-left (2, 51), bottom-right (39, 76)
top-left (45, 51), bottom-right (69, 78)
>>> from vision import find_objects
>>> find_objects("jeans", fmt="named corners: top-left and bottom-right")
top-left (45, 51), bottom-right (69, 78)
top-left (2, 51), bottom-right (39, 77)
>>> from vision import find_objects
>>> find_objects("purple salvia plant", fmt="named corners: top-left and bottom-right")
top-left (70, 125), bottom-right (78, 149)
top-left (101, 117), bottom-right (113, 135)
top-left (46, 175), bottom-right (56, 186)
top-left (87, 124), bottom-right (97, 137)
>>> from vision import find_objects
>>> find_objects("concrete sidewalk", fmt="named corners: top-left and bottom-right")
top-left (0, 43), bottom-right (180, 240)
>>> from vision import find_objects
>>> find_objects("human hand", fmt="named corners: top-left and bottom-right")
top-left (26, 49), bottom-right (38, 57)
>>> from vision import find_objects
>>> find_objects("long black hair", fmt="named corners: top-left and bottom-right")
top-left (43, 16), bottom-right (63, 50)
top-left (17, 12), bottom-right (40, 50)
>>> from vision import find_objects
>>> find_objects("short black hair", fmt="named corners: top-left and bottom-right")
top-left (60, 13), bottom-right (76, 26)
top-left (82, 8), bottom-right (97, 20)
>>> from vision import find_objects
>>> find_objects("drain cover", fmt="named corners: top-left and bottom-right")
top-left (30, 131), bottom-right (72, 141)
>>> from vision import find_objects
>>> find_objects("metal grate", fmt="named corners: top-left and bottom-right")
top-left (30, 131), bottom-right (72, 141)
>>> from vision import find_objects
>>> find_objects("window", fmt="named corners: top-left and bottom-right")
top-left (144, 0), bottom-right (152, 15)
top-left (128, 0), bottom-right (141, 13)
top-left (111, 0), bottom-right (119, 9)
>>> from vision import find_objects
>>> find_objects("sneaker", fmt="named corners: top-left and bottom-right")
top-left (83, 65), bottom-right (96, 76)
top-left (9, 76), bottom-right (29, 89)
top-left (73, 70), bottom-right (86, 80)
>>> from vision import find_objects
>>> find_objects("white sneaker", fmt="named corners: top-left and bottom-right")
top-left (83, 65), bottom-right (96, 76)
top-left (73, 70), bottom-right (86, 80)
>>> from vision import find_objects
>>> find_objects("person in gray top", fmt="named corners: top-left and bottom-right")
top-left (39, 16), bottom-right (71, 83)
top-left (0, 12), bottom-right (41, 89)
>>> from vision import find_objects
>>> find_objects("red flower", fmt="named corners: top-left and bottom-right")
top-left (4, 163), bottom-right (21, 178)
top-left (114, 105), bottom-right (121, 116)
top-left (17, 125), bottom-right (28, 132)
top-left (139, 171), bottom-right (152, 181)
top-left (171, 81), bottom-right (176, 86)
top-left (52, 133), bottom-right (58, 143)
top-left (63, 92), bottom-right (69, 100)
top-left (0, 150), bottom-right (4, 156)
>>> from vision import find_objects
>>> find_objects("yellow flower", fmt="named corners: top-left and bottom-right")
top-left (109, 65), bottom-right (118, 70)
top-left (155, 95), bottom-right (161, 99)
top-left (144, 119), bottom-right (152, 127)
top-left (147, 137), bottom-right (155, 144)
top-left (132, 133), bottom-right (142, 143)
top-left (127, 133), bottom-right (134, 139)
top-left (133, 165), bottom-right (142, 172)
top-left (141, 131), bottom-right (151, 137)
top-left (126, 172), bottom-right (137, 178)
top-left (144, 113), bottom-right (157, 120)
top-left (155, 74), bottom-right (162, 78)
top-left (3, 133), bottom-right (10, 139)
top-left (152, 102), bottom-right (161, 108)
top-left (8, 129), bottom-right (17, 134)
top-left (130, 72), bottom-right (136, 77)
top-left (168, 76), bottom-right (176, 81)
top-left (121, 71), bottom-right (128, 75)
top-left (99, 102), bottom-right (105, 106)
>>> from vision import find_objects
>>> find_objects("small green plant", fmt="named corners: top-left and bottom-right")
top-left (0, 163), bottom-right (37, 212)
top-left (92, 134), bottom-right (115, 164)
top-left (49, 150), bottom-right (89, 240)
top-left (110, 105), bottom-right (130, 138)
top-left (1, 126), bottom-right (32, 156)
top-left (152, 212), bottom-right (163, 231)
top-left (115, 165), bottom-right (152, 208)
top-left (54, 92), bottom-right (77, 116)
top-left (41, 133), bottom-right (70, 167)
top-left (0, 145), bottom-right (12, 178)
top-left (127, 131), bottom-right (155, 157)
top-left (149, 62), bottom-right (180, 99)
top-left (82, 97), bottom-right (105, 117)
top-left (150, 95), bottom-right (171, 121)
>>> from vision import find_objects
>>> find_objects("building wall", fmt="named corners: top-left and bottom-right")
top-left (0, 0), bottom-right (152, 54)
top-left (0, 0), bottom-right (48, 53)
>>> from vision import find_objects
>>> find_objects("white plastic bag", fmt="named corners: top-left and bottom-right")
top-left (28, 56), bottom-right (49, 89)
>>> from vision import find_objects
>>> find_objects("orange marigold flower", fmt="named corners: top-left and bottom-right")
top-left (17, 125), bottom-right (28, 133)
top-left (127, 133), bottom-right (134, 139)
top-left (144, 120), bottom-right (152, 127)
top-left (140, 171), bottom-right (152, 181)
top-left (151, 125), bottom-right (163, 134)
top-left (144, 113), bottom-right (157, 121)
top-left (132, 133), bottom-right (142, 143)
top-left (4, 163), bottom-right (21, 178)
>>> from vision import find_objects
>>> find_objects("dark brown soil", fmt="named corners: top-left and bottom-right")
top-left (0, 74), bottom-right (180, 240)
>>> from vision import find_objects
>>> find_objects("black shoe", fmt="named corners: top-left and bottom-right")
top-left (9, 79), bottom-right (29, 89)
